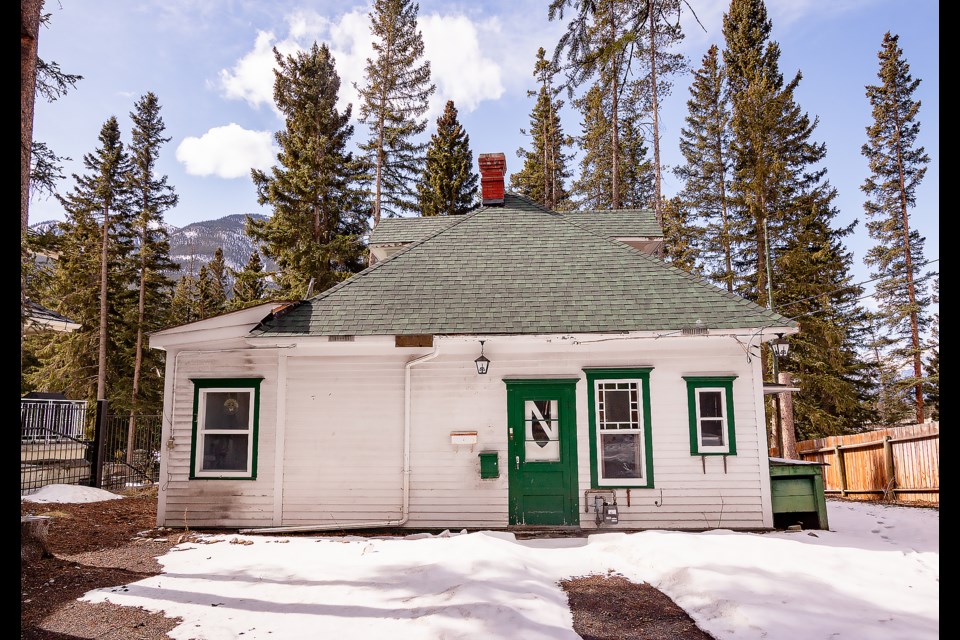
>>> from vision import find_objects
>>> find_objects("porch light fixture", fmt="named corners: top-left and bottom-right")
top-left (772, 333), bottom-right (790, 358)
top-left (475, 340), bottom-right (490, 375)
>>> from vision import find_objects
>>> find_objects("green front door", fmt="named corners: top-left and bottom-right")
top-left (506, 379), bottom-right (579, 526)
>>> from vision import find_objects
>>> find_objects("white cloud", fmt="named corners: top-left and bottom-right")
top-left (420, 13), bottom-right (504, 114)
top-left (176, 123), bottom-right (276, 179)
top-left (217, 7), bottom-right (510, 119)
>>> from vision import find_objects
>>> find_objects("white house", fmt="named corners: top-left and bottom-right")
top-left (149, 153), bottom-right (797, 532)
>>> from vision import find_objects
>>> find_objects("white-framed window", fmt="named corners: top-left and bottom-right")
top-left (684, 376), bottom-right (737, 456)
top-left (190, 379), bottom-right (261, 479)
top-left (592, 378), bottom-right (649, 487)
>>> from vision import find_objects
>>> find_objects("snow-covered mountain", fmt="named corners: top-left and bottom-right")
top-left (168, 213), bottom-right (273, 276)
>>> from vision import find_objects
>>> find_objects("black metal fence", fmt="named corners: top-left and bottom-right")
top-left (21, 399), bottom-right (163, 495)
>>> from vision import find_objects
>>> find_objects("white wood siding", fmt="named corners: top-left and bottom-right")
top-left (158, 346), bottom-right (280, 528)
top-left (163, 335), bottom-right (772, 530)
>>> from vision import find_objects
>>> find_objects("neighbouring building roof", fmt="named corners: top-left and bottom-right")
top-left (24, 299), bottom-right (81, 334)
top-left (253, 193), bottom-right (793, 337)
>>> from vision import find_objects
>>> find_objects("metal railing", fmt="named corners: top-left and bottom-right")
top-left (21, 398), bottom-right (163, 495)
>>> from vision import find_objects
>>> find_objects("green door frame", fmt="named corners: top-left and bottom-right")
top-left (505, 378), bottom-right (580, 526)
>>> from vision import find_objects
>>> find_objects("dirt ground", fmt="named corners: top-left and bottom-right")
top-left (21, 487), bottom-right (714, 639)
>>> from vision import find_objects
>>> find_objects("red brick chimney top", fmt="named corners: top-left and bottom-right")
top-left (478, 153), bottom-right (506, 206)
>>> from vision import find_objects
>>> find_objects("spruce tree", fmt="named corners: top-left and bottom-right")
top-left (230, 250), bottom-right (267, 310)
top-left (676, 44), bottom-right (736, 292)
top-left (861, 32), bottom-right (931, 424)
top-left (660, 196), bottom-right (699, 273)
top-left (721, 0), bottom-right (871, 436)
top-left (357, 0), bottom-right (436, 225)
top-left (417, 100), bottom-right (478, 216)
top-left (571, 85), bottom-right (612, 209)
top-left (248, 43), bottom-right (369, 298)
top-left (510, 47), bottom-right (573, 211)
top-left (618, 113), bottom-right (656, 209)
top-left (170, 275), bottom-right (197, 326)
top-left (924, 276), bottom-right (938, 420)
top-left (126, 92), bottom-right (178, 424)
top-left (207, 246), bottom-right (228, 311)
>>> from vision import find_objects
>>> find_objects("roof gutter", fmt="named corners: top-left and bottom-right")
top-left (241, 340), bottom-right (440, 534)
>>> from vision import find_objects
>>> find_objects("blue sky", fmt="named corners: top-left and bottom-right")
top-left (32, 0), bottom-right (938, 287)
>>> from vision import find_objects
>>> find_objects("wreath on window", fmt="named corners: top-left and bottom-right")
top-left (223, 398), bottom-right (240, 415)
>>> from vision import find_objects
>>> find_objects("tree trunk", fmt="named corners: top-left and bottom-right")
top-left (648, 0), bottom-right (663, 225)
top-left (609, 2), bottom-right (620, 209)
top-left (21, 0), bottom-right (43, 380)
top-left (778, 371), bottom-right (797, 459)
top-left (21, 515), bottom-right (52, 563)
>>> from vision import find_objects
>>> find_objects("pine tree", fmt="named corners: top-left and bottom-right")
top-left (193, 265), bottom-right (218, 321)
top-left (207, 246), bottom-right (228, 312)
top-left (28, 117), bottom-right (135, 405)
top-left (230, 250), bottom-right (267, 310)
top-left (357, 0), bottom-right (436, 225)
top-left (861, 32), bottom-right (931, 424)
top-left (170, 275), bottom-right (197, 326)
top-left (248, 43), bottom-right (369, 298)
top-left (618, 112), bottom-right (656, 209)
top-left (676, 44), bottom-right (736, 292)
top-left (126, 92), bottom-right (178, 425)
top-left (417, 100), bottom-right (478, 216)
top-left (510, 47), bottom-right (573, 211)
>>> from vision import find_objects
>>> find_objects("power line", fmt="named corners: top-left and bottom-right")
top-left (776, 257), bottom-right (939, 311)
top-left (785, 269), bottom-right (939, 322)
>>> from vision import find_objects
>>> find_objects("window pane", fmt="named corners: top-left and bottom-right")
top-left (525, 400), bottom-right (560, 461)
top-left (698, 391), bottom-right (723, 419)
top-left (603, 389), bottom-right (631, 423)
top-left (201, 434), bottom-right (249, 471)
top-left (204, 392), bottom-right (251, 430)
top-left (700, 419), bottom-right (724, 446)
top-left (601, 433), bottom-right (641, 479)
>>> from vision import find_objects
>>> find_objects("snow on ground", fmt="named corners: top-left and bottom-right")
top-left (82, 499), bottom-right (938, 640)
top-left (21, 484), bottom-right (123, 504)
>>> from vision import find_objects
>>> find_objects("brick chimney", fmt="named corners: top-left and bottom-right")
top-left (478, 153), bottom-right (506, 206)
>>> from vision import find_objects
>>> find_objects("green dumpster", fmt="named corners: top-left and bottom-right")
top-left (769, 457), bottom-right (829, 530)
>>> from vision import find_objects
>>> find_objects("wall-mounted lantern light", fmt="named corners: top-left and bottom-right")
top-left (772, 333), bottom-right (790, 358)
top-left (475, 340), bottom-right (490, 375)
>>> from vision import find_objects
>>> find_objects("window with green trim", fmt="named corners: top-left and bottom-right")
top-left (191, 378), bottom-right (262, 479)
top-left (585, 368), bottom-right (654, 488)
top-left (684, 376), bottom-right (737, 456)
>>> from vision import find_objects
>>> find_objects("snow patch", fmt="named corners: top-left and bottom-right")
top-left (21, 484), bottom-right (123, 504)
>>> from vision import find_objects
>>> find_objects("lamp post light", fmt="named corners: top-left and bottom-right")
top-left (474, 340), bottom-right (490, 375)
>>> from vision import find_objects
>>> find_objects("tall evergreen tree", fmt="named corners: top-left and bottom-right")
top-left (417, 100), bottom-right (478, 216)
top-left (29, 117), bottom-right (135, 405)
top-left (357, 0), bottom-right (436, 225)
top-left (676, 44), bottom-right (736, 292)
top-left (170, 275), bottom-right (197, 326)
top-left (637, 0), bottom-right (687, 222)
top-left (125, 92), bottom-right (178, 425)
top-left (861, 32), bottom-right (931, 424)
top-left (193, 265), bottom-right (219, 321)
top-left (230, 250), bottom-right (267, 310)
top-left (550, 0), bottom-right (646, 209)
top-left (618, 112), bottom-right (656, 209)
top-left (510, 47), bottom-right (573, 211)
top-left (571, 85), bottom-right (612, 209)
top-left (248, 43), bottom-right (369, 298)
top-left (721, 0), bottom-right (871, 436)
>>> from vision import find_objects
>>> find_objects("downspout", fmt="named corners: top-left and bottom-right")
top-left (244, 340), bottom-right (440, 534)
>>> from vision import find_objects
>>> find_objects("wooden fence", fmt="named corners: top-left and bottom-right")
top-left (793, 423), bottom-right (939, 505)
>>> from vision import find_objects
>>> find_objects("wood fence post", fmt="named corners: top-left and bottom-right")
top-left (883, 435), bottom-right (896, 498)
top-left (834, 444), bottom-right (847, 497)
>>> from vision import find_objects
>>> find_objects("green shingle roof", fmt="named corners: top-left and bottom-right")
top-left (369, 203), bottom-right (661, 245)
top-left (255, 193), bottom-right (793, 336)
